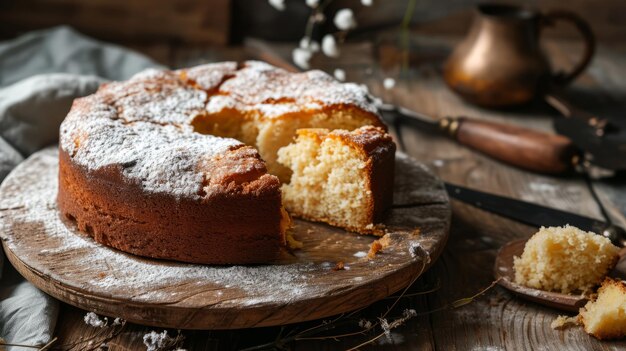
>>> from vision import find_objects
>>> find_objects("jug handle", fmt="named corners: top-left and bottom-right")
top-left (541, 10), bottom-right (596, 86)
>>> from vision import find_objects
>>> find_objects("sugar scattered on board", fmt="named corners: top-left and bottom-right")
top-left (1, 150), bottom-right (320, 305)
top-left (353, 251), bottom-right (367, 258)
top-left (551, 315), bottom-right (579, 330)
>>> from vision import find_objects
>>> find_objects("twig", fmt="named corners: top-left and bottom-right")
top-left (39, 337), bottom-right (57, 351)
top-left (55, 319), bottom-right (126, 350)
top-left (413, 278), bottom-right (502, 316)
top-left (344, 279), bottom-right (501, 350)
top-left (400, 0), bottom-right (417, 74)
top-left (297, 249), bottom-right (431, 344)
top-left (383, 279), bottom-right (441, 299)
top-left (0, 342), bottom-right (41, 349)
top-left (0, 336), bottom-right (58, 351)
top-left (303, 0), bottom-right (334, 41)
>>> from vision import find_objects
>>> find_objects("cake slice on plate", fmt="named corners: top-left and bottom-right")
top-left (513, 225), bottom-right (619, 294)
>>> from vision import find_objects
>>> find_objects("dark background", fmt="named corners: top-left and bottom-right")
top-left (0, 0), bottom-right (624, 57)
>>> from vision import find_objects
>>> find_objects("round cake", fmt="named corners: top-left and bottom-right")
top-left (58, 61), bottom-right (385, 264)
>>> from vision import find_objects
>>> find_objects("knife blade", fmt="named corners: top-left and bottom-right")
top-left (545, 92), bottom-right (626, 171)
top-left (445, 182), bottom-right (626, 247)
top-left (379, 104), bottom-right (579, 174)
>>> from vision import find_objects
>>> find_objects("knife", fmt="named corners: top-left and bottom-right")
top-left (544, 92), bottom-right (626, 171)
top-left (445, 182), bottom-right (626, 247)
top-left (378, 104), bottom-right (580, 174)
top-left (380, 103), bottom-right (626, 175)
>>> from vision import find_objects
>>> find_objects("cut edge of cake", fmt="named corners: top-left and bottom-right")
top-left (277, 125), bottom-right (395, 235)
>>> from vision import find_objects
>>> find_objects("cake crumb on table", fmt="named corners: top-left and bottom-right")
top-left (367, 234), bottom-right (392, 259)
top-left (579, 278), bottom-right (626, 340)
top-left (551, 315), bottom-right (579, 330)
top-left (332, 261), bottom-right (345, 271)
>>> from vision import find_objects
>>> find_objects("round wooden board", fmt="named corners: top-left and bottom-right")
top-left (0, 147), bottom-right (450, 329)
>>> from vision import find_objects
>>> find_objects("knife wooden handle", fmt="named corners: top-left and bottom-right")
top-left (442, 117), bottom-right (579, 174)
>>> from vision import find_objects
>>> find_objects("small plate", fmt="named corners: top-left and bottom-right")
top-left (494, 239), bottom-right (626, 312)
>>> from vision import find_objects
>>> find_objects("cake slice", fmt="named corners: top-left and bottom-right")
top-left (579, 278), bottom-right (626, 340)
top-left (513, 225), bottom-right (620, 294)
top-left (277, 126), bottom-right (395, 234)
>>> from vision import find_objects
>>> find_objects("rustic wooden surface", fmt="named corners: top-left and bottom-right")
top-left (0, 148), bottom-right (449, 330)
top-left (3, 30), bottom-right (626, 350)
top-left (0, 0), bottom-right (231, 45)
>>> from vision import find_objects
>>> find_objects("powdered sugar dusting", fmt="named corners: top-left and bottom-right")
top-left (61, 108), bottom-right (241, 197)
top-left (59, 61), bottom-right (380, 198)
top-left (207, 61), bottom-right (379, 117)
top-left (182, 62), bottom-right (238, 91)
top-left (0, 150), bottom-right (314, 304)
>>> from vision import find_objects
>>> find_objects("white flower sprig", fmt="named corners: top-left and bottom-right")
top-left (292, 48), bottom-right (313, 69)
top-left (322, 34), bottom-right (339, 57)
top-left (333, 68), bottom-right (346, 81)
top-left (306, 0), bottom-right (320, 7)
top-left (268, 0), bottom-right (285, 11)
top-left (333, 9), bottom-right (357, 31)
top-left (383, 77), bottom-right (396, 90)
top-left (267, 0), bottom-right (370, 70)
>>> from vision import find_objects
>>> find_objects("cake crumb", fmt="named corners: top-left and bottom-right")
top-left (367, 240), bottom-right (383, 259)
top-left (579, 278), bottom-right (626, 340)
top-left (551, 315), bottom-right (579, 330)
top-left (286, 232), bottom-right (303, 250)
top-left (367, 234), bottom-right (392, 258)
top-left (332, 261), bottom-right (345, 271)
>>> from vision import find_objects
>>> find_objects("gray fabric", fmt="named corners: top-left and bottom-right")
top-left (0, 26), bottom-right (162, 350)
top-left (0, 74), bottom-right (105, 156)
top-left (0, 251), bottom-right (59, 351)
top-left (0, 26), bottom-right (160, 87)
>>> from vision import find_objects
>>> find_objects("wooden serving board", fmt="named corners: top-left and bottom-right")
top-left (0, 147), bottom-right (450, 329)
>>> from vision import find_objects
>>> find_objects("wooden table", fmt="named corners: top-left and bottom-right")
top-left (50, 33), bottom-right (626, 350)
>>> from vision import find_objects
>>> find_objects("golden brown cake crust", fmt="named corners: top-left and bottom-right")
top-left (58, 147), bottom-right (286, 265)
top-left (58, 61), bottom-right (384, 264)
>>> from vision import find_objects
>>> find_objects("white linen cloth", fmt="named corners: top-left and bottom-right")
top-left (0, 26), bottom-right (161, 350)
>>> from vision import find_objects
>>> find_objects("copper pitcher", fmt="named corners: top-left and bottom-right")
top-left (443, 3), bottom-right (595, 107)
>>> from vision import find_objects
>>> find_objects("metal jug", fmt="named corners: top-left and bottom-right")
top-left (443, 3), bottom-right (595, 107)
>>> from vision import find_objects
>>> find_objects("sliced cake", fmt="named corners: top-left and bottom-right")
top-left (277, 126), bottom-right (395, 234)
